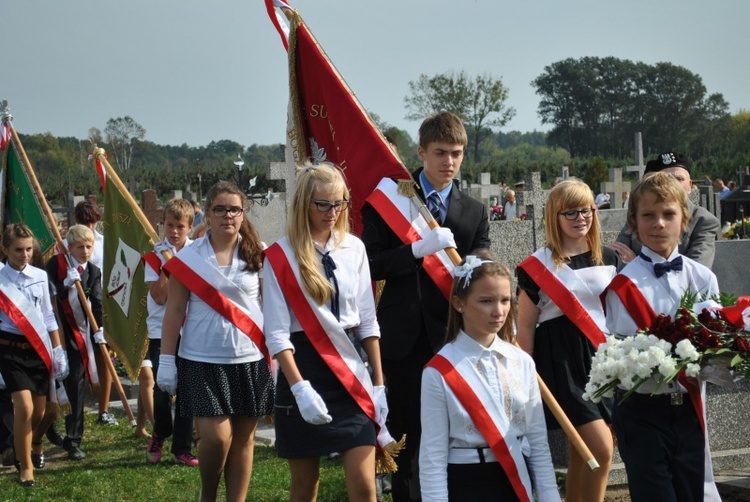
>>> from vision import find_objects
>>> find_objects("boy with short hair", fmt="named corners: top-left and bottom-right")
top-left (604, 172), bottom-right (721, 501)
top-left (143, 199), bottom-right (197, 466)
top-left (45, 224), bottom-right (103, 461)
top-left (362, 111), bottom-right (490, 500)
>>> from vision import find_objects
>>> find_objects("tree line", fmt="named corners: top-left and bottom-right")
top-left (18, 56), bottom-right (750, 204)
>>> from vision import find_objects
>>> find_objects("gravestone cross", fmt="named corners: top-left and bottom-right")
top-left (517, 172), bottom-right (550, 249)
top-left (737, 165), bottom-right (750, 189)
top-left (623, 132), bottom-right (646, 180)
top-left (554, 166), bottom-right (570, 185)
top-left (699, 184), bottom-right (716, 216)
top-left (601, 167), bottom-right (631, 210)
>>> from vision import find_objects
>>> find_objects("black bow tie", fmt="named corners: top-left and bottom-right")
top-left (319, 251), bottom-right (340, 321)
top-left (640, 253), bottom-right (683, 278)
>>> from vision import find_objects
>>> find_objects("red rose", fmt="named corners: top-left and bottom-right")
top-left (734, 336), bottom-right (750, 355)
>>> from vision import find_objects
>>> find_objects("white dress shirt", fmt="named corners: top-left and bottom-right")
top-left (262, 232), bottom-right (379, 358)
top-left (145, 237), bottom-right (192, 340)
top-left (605, 245), bottom-right (719, 394)
top-left (174, 235), bottom-right (262, 364)
top-left (0, 263), bottom-right (59, 335)
top-left (420, 330), bottom-right (560, 502)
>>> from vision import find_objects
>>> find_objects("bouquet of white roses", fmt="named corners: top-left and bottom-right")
top-left (584, 293), bottom-right (750, 404)
top-left (582, 334), bottom-right (701, 403)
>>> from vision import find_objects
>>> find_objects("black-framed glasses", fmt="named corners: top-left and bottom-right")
top-left (311, 199), bottom-right (350, 213)
top-left (558, 207), bottom-right (594, 220)
top-left (211, 205), bottom-right (244, 218)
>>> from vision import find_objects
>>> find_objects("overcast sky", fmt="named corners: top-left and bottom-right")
top-left (2, 0), bottom-right (748, 148)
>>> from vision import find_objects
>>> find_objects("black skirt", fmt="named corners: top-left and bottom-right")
top-left (274, 331), bottom-right (376, 459)
top-left (0, 332), bottom-right (49, 395)
top-left (178, 357), bottom-right (275, 418)
top-left (533, 315), bottom-right (613, 429)
top-left (447, 462), bottom-right (521, 501)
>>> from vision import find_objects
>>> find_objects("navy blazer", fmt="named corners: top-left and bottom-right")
top-left (362, 168), bottom-right (490, 360)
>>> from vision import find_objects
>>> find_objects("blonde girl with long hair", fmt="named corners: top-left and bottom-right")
top-left (263, 162), bottom-right (388, 502)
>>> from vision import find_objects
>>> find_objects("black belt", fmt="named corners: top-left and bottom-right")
top-left (0, 336), bottom-right (33, 351)
top-left (616, 389), bottom-right (687, 406)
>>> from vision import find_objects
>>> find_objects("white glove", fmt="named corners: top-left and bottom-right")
top-left (0, 372), bottom-right (6, 390)
top-left (154, 241), bottom-right (172, 265)
top-left (377, 424), bottom-right (397, 449)
top-left (373, 385), bottom-right (389, 425)
top-left (290, 380), bottom-right (332, 425)
top-left (93, 328), bottom-right (106, 345)
top-left (63, 267), bottom-right (81, 288)
top-left (52, 346), bottom-right (69, 381)
top-left (411, 227), bottom-right (456, 259)
top-left (157, 354), bottom-right (178, 396)
top-left (693, 299), bottom-right (721, 315)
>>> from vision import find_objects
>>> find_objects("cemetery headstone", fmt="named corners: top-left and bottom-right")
top-left (623, 132), bottom-right (646, 180)
top-left (600, 167), bottom-right (631, 210)
top-left (554, 166), bottom-right (570, 185)
top-left (517, 172), bottom-right (549, 249)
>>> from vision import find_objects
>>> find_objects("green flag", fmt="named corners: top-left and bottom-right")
top-left (101, 171), bottom-right (152, 380)
top-left (1, 138), bottom-right (56, 258)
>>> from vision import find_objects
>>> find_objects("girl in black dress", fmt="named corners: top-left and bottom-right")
top-left (516, 180), bottom-right (620, 502)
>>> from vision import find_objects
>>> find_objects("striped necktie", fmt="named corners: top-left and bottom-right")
top-left (427, 192), bottom-right (443, 224)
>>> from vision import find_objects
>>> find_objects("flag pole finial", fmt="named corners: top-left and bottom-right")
top-left (0, 100), bottom-right (12, 123)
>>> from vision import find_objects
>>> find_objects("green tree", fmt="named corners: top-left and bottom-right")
top-left (404, 71), bottom-right (516, 162)
top-left (532, 57), bottom-right (729, 158)
top-left (104, 116), bottom-right (146, 170)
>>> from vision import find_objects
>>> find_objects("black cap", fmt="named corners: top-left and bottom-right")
top-left (644, 152), bottom-right (692, 174)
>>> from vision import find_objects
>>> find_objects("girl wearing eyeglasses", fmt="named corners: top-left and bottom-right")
top-left (263, 162), bottom-right (397, 502)
top-left (158, 181), bottom-right (274, 502)
top-left (516, 179), bottom-right (621, 502)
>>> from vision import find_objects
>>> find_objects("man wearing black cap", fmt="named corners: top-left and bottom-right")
top-left (610, 152), bottom-right (720, 268)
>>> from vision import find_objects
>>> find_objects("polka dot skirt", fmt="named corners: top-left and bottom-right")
top-left (177, 358), bottom-right (274, 417)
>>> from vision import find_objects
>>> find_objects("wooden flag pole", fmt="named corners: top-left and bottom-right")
top-left (91, 148), bottom-right (171, 264)
top-left (5, 123), bottom-right (135, 426)
top-left (92, 148), bottom-right (160, 244)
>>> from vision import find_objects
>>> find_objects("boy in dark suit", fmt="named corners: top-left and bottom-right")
top-left (362, 111), bottom-right (490, 501)
top-left (45, 225), bottom-right (103, 461)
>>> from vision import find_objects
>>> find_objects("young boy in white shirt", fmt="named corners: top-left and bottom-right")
top-left (143, 199), bottom-right (197, 466)
top-left (603, 172), bottom-right (721, 501)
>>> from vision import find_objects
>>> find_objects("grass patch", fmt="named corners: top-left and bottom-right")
top-left (0, 410), bottom-right (392, 501)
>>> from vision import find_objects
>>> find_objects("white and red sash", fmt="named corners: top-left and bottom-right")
top-left (264, 240), bottom-right (377, 422)
top-left (518, 249), bottom-right (610, 348)
top-left (163, 244), bottom-right (270, 365)
top-left (366, 177), bottom-right (454, 300)
top-left (142, 251), bottom-right (167, 278)
top-left (426, 352), bottom-right (532, 502)
top-left (606, 274), bottom-right (721, 502)
top-left (56, 254), bottom-right (98, 385)
top-left (0, 276), bottom-right (68, 406)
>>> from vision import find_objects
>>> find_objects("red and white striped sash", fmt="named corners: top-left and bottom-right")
top-left (164, 245), bottom-right (269, 365)
top-left (426, 352), bottom-right (532, 502)
top-left (0, 277), bottom-right (68, 406)
top-left (518, 249), bottom-right (608, 348)
top-left (366, 177), bottom-right (454, 300)
top-left (264, 241), bottom-right (376, 421)
top-left (56, 254), bottom-right (98, 384)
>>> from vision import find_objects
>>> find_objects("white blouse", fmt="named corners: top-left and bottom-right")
top-left (0, 264), bottom-right (59, 334)
top-left (262, 232), bottom-right (379, 358)
top-left (145, 237), bottom-right (192, 340)
top-left (175, 235), bottom-right (262, 365)
top-left (420, 330), bottom-right (560, 502)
